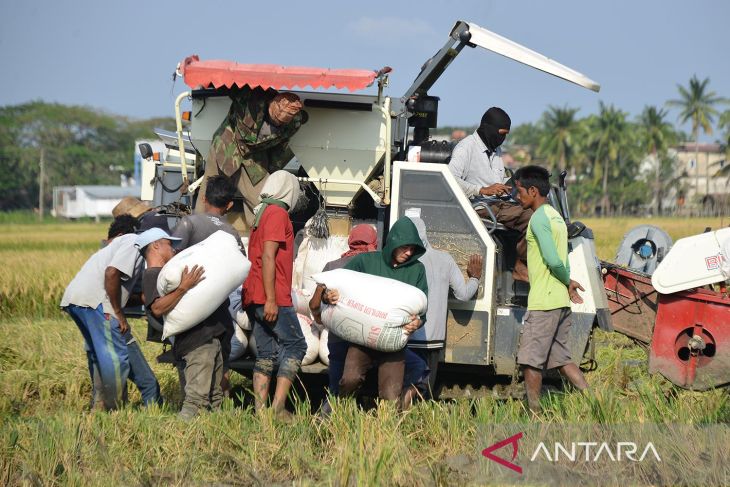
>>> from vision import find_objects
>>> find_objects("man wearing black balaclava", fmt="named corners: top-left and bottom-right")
top-left (448, 107), bottom-right (531, 281)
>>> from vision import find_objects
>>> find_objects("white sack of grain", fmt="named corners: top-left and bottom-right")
top-left (299, 313), bottom-right (320, 366)
top-left (319, 328), bottom-right (330, 365)
top-left (293, 222), bottom-right (349, 293)
top-left (311, 268), bottom-right (427, 352)
top-left (292, 288), bottom-right (313, 318)
top-left (229, 326), bottom-right (249, 361)
top-left (158, 231), bottom-right (251, 340)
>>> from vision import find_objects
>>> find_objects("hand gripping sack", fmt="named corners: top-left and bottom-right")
top-left (311, 268), bottom-right (427, 352)
top-left (158, 231), bottom-right (251, 340)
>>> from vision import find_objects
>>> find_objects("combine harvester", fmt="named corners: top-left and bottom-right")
top-left (603, 228), bottom-right (730, 390)
top-left (143, 19), bottom-right (728, 395)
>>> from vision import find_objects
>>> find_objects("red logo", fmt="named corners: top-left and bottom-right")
top-left (482, 432), bottom-right (523, 474)
top-left (705, 255), bottom-right (722, 270)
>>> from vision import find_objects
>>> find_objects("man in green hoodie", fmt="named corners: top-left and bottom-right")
top-left (319, 216), bottom-right (428, 404)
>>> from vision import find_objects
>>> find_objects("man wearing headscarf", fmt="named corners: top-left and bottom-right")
top-left (448, 107), bottom-right (531, 281)
top-left (309, 224), bottom-right (378, 402)
top-left (243, 170), bottom-right (307, 420)
top-left (199, 87), bottom-right (306, 233)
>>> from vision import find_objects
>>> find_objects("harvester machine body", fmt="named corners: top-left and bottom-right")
top-left (145, 20), bottom-right (605, 383)
top-left (391, 162), bottom-right (609, 377)
top-left (603, 227), bottom-right (730, 390)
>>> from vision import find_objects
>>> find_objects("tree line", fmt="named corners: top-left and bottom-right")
top-left (506, 76), bottom-right (729, 216)
top-left (1, 76), bottom-right (728, 215)
top-left (0, 101), bottom-right (175, 211)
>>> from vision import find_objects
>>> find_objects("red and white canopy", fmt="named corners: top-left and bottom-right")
top-left (178, 55), bottom-right (378, 92)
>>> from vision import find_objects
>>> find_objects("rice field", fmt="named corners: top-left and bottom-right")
top-left (0, 217), bottom-right (728, 485)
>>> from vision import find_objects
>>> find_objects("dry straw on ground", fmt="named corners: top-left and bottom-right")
top-left (1, 218), bottom-right (728, 485)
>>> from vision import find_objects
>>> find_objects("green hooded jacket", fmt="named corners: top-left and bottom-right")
top-left (344, 216), bottom-right (428, 323)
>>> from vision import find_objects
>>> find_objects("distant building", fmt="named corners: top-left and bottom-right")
top-left (52, 185), bottom-right (141, 220)
top-left (672, 142), bottom-right (728, 210)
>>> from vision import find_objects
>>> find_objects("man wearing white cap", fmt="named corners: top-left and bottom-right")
top-left (136, 228), bottom-right (227, 420)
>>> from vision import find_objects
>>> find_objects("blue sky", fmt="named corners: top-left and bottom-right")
top-left (1, 0), bottom-right (728, 139)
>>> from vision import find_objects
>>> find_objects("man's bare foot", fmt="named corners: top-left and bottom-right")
top-left (274, 408), bottom-right (294, 423)
top-left (221, 370), bottom-right (231, 399)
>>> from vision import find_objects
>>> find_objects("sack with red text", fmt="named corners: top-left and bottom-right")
top-left (311, 268), bottom-right (427, 352)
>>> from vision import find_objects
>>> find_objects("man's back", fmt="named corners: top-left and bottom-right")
top-left (173, 213), bottom-right (243, 251)
top-left (409, 216), bottom-right (479, 349)
top-left (61, 233), bottom-right (142, 313)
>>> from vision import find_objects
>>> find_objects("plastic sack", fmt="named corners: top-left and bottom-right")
top-left (292, 288), bottom-right (313, 318)
top-left (319, 328), bottom-right (330, 365)
top-left (311, 268), bottom-right (427, 352)
top-left (293, 219), bottom-right (349, 293)
top-left (236, 308), bottom-right (252, 331)
top-left (299, 313), bottom-right (320, 366)
top-left (248, 330), bottom-right (257, 358)
top-left (229, 326), bottom-right (249, 361)
top-left (158, 231), bottom-right (250, 340)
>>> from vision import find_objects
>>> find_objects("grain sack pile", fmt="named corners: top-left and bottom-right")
top-left (292, 288), bottom-right (313, 318)
top-left (293, 219), bottom-right (349, 294)
top-left (311, 268), bottom-right (427, 352)
top-left (157, 231), bottom-right (250, 339)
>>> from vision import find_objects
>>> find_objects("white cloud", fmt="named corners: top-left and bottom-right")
top-left (347, 16), bottom-right (436, 40)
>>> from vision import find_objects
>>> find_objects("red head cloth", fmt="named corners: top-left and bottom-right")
top-left (342, 224), bottom-right (377, 257)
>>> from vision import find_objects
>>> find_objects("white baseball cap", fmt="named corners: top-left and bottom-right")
top-left (134, 227), bottom-right (181, 250)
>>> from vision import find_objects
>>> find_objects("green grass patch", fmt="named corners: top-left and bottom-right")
top-left (0, 318), bottom-right (727, 485)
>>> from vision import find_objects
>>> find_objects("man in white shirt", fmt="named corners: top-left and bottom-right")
top-left (61, 228), bottom-right (158, 410)
top-left (448, 107), bottom-right (531, 281)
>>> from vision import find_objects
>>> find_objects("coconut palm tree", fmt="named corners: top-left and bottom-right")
top-left (666, 75), bottom-right (727, 198)
top-left (536, 106), bottom-right (581, 174)
top-left (637, 106), bottom-right (677, 215)
top-left (586, 102), bottom-right (632, 216)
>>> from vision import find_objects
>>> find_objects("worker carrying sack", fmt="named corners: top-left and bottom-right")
top-left (311, 268), bottom-right (427, 352)
top-left (158, 231), bottom-right (251, 340)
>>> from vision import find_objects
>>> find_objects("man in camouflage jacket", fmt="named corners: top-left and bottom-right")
top-left (198, 87), bottom-right (305, 230)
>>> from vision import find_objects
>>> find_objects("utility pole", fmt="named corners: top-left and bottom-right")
top-left (38, 148), bottom-right (45, 221)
